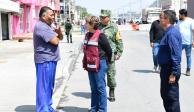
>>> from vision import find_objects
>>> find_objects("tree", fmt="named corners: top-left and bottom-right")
top-left (76, 5), bottom-right (91, 19)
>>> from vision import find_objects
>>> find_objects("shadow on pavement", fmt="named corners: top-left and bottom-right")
top-left (57, 106), bottom-right (88, 112)
top-left (133, 69), bottom-right (153, 73)
top-left (72, 92), bottom-right (90, 99)
top-left (15, 105), bottom-right (35, 112)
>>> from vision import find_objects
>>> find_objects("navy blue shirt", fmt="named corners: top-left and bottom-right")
top-left (158, 25), bottom-right (182, 75)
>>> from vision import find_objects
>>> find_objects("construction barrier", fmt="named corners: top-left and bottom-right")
top-left (131, 23), bottom-right (139, 31)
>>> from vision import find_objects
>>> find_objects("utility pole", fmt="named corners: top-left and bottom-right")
top-left (63, 0), bottom-right (66, 21)
top-left (139, 0), bottom-right (142, 20)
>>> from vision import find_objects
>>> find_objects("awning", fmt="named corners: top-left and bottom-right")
top-left (0, 1), bottom-right (20, 13)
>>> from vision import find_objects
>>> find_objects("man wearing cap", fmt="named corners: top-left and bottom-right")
top-left (98, 9), bottom-right (124, 102)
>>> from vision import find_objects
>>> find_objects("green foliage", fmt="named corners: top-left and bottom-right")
top-left (76, 5), bottom-right (91, 19)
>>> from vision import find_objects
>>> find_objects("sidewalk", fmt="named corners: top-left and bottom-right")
top-left (0, 30), bottom-right (84, 111)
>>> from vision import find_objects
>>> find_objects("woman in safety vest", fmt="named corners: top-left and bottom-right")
top-left (83, 16), bottom-right (112, 112)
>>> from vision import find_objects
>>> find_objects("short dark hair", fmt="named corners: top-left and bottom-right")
top-left (39, 6), bottom-right (52, 18)
top-left (179, 9), bottom-right (187, 16)
top-left (163, 10), bottom-right (177, 24)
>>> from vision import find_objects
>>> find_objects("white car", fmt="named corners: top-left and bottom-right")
top-left (134, 17), bottom-right (141, 24)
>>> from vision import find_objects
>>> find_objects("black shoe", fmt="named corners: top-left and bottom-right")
top-left (186, 68), bottom-right (191, 76)
top-left (108, 88), bottom-right (115, 102)
top-left (108, 97), bottom-right (115, 102)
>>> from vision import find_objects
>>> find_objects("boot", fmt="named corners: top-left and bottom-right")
top-left (108, 88), bottom-right (115, 102)
top-left (186, 68), bottom-right (191, 76)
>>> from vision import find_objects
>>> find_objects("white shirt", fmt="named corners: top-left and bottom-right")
top-left (177, 17), bottom-right (194, 45)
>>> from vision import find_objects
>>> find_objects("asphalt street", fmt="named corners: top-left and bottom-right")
top-left (57, 29), bottom-right (194, 112)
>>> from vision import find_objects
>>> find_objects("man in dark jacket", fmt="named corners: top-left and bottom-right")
top-left (65, 19), bottom-right (72, 43)
top-left (158, 10), bottom-right (182, 112)
top-left (149, 17), bottom-right (165, 72)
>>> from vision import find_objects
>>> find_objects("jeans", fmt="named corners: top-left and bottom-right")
top-left (81, 25), bottom-right (86, 35)
top-left (35, 61), bottom-right (57, 112)
top-left (182, 44), bottom-right (192, 69)
top-left (88, 59), bottom-right (108, 112)
top-left (152, 43), bottom-right (160, 67)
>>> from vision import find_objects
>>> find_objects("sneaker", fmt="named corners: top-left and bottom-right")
top-left (157, 66), bottom-right (161, 73)
top-left (186, 69), bottom-right (191, 76)
top-left (153, 66), bottom-right (157, 73)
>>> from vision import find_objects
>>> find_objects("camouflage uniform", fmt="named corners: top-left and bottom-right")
top-left (99, 10), bottom-right (124, 89)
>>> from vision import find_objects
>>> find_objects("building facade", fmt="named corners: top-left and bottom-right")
top-left (60, 0), bottom-right (76, 23)
top-left (13, 0), bottom-right (60, 34)
top-left (0, 0), bottom-right (60, 41)
top-left (0, 0), bottom-right (19, 40)
top-left (187, 0), bottom-right (194, 19)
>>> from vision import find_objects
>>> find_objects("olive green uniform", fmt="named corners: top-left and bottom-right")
top-left (98, 22), bottom-right (123, 88)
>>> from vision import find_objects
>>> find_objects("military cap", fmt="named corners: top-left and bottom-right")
top-left (100, 9), bottom-right (111, 17)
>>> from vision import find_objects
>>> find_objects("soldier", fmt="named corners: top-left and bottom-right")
top-left (98, 9), bottom-right (124, 102)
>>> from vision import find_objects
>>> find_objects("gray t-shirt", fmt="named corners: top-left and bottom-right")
top-left (33, 21), bottom-right (60, 63)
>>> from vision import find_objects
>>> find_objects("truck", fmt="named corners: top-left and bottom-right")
top-left (141, 7), bottom-right (162, 24)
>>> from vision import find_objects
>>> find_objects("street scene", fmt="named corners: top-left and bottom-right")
top-left (57, 28), bottom-right (194, 112)
top-left (0, 0), bottom-right (194, 112)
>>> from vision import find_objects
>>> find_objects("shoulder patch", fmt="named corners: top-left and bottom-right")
top-left (116, 32), bottom-right (121, 40)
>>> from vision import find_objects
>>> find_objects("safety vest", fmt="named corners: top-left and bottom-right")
top-left (82, 29), bottom-right (101, 72)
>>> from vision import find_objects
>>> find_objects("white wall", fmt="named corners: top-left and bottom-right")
top-left (0, 1), bottom-right (19, 13)
top-left (0, 12), bottom-right (2, 40)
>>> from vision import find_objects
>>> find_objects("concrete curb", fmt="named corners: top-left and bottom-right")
top-left (52, 34), bottom-right (83, 110)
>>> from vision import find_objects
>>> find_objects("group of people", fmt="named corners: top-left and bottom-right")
top-left (33, 6), bottom-right (123, 112)
top-left (32, 5), bottom-right (193, 112)
top-left (149, 9), bottom-right (194, 112)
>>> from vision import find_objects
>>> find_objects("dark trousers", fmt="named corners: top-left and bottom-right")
top-left (160, 65), bottom-right (181, 112)
top-left (66, 32), bottom-right (72, 43)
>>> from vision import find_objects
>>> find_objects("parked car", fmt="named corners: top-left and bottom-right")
top-left (111, 17), bottom-right (119, 24)
top-left (134, 17), bottom-right (142, 24)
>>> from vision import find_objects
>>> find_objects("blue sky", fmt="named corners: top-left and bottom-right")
top-left (75, 0), bottom-right (155, 15)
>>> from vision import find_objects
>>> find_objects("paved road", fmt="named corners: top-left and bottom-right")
top-left (57, 30), bottom-right (194, 112)
top-left (0, 32), bottom-right (84, 112)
